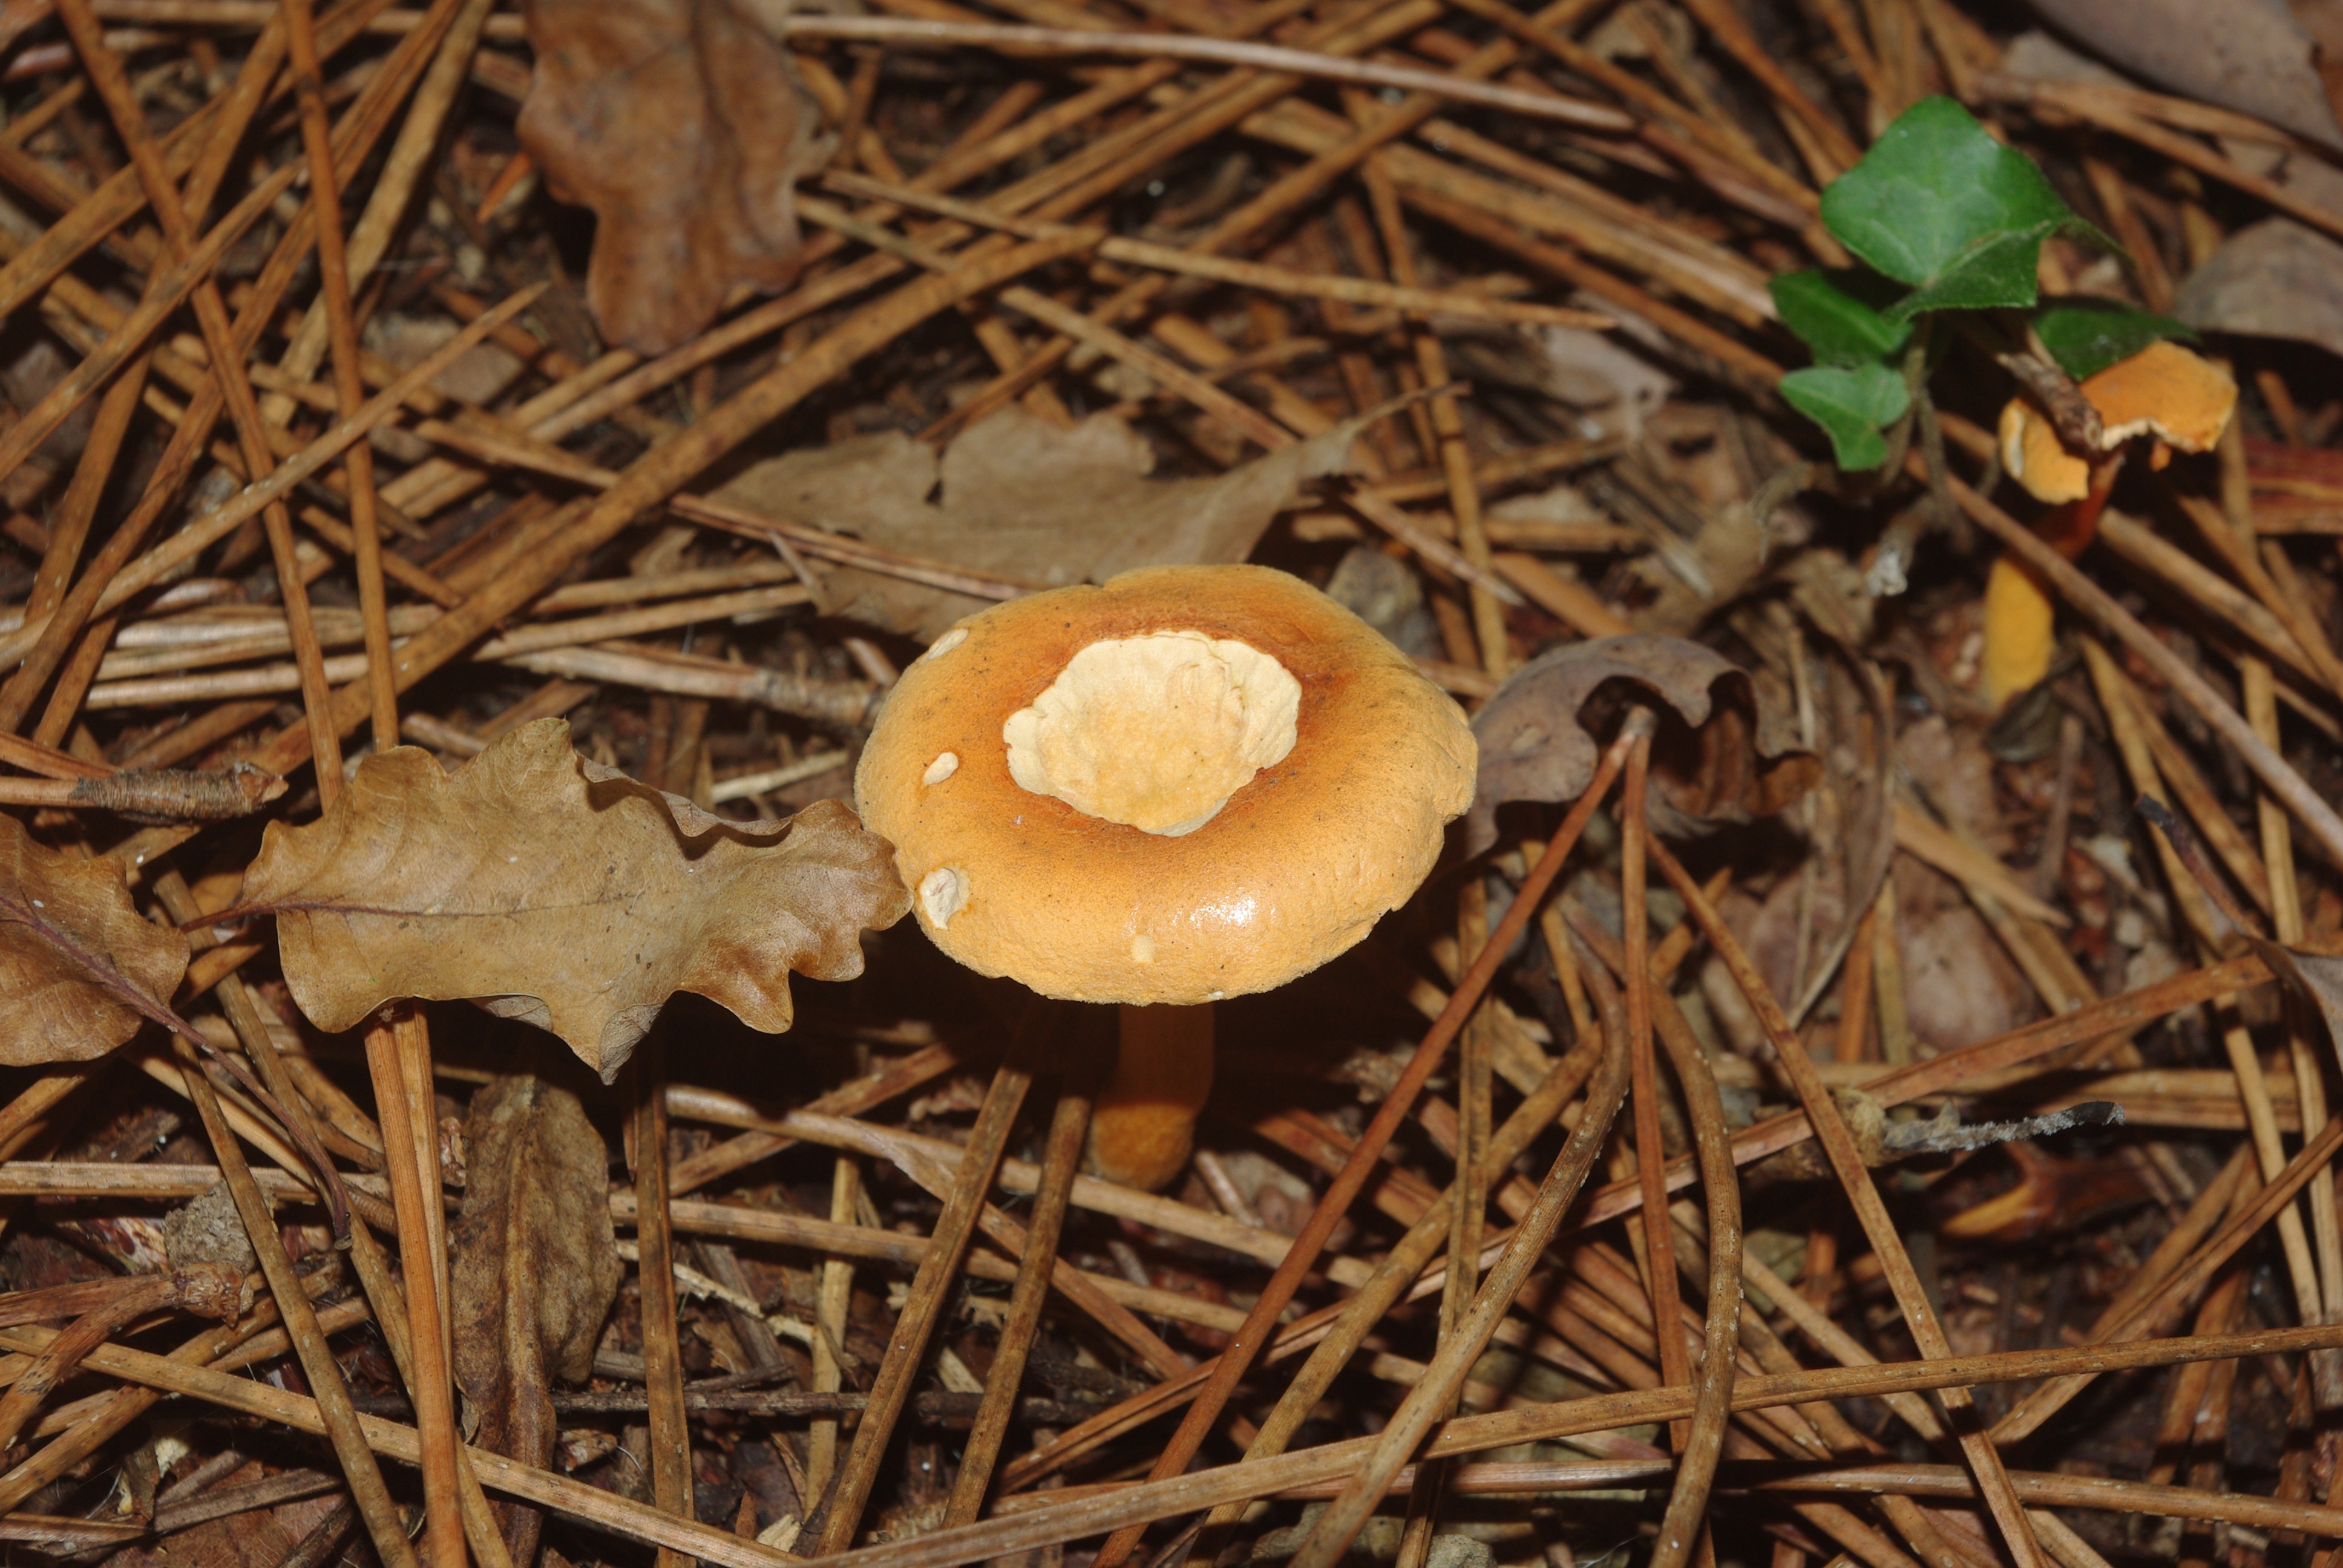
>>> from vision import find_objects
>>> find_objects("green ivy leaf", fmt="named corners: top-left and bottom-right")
top-left (2033, 299), bottom-right (2198, 380)
top-left (1880, 224), bottom-right (2066, 321)
top-left (1770, 270), bottom-right (1912, 365)
top-left (1780, 363), bottom-right (1912, 471)
top-left (1820, 97), bottom-right (2110, 323)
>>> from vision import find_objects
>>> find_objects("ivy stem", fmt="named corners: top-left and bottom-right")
top-left (1866, 318), bottom-right (1949, 596)
top-left (1911, 322), bottom-right (1955, 535)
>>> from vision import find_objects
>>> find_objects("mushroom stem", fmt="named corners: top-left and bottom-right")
top-left (1092, 1003), bottom-right (1214, 1191)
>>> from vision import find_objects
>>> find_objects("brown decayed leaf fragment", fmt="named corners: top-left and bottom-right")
top-left (517, 0), bottom-right (824, 354)
top-left (1464, 634), bottom-right (1819, 857)
top-left (239, 719), bottom-right (911, 1079)
top-left (0, 813), bottom-right (188, 1065)
top-left (450, 1073), bottom-right (621, 1568)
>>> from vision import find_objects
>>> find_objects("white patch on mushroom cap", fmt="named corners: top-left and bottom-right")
top-left (919, 866), bottom-right (969, 928)
top-left (924, 627), bottom-right (969, 661)
top-left (923, 751), bottom-right (959, 785)
top-left (1001, 630), bottom-right (1299, 835)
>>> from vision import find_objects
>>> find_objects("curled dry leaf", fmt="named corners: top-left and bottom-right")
top-left (517, 0), bottom-right (824, 354)
top-left (1463, 634), bottom-right (1820, 857)
top-left (0, 814), bottom-right (188, 1065)
top-left (240, 719), bottom-right (911, 1079)
top-left (451, 1073), bottom-right (621, 1568)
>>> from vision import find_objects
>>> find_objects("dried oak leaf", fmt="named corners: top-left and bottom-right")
top-left (451, 1073), bottom-right (620, 1567)
top-left (714, 406), bottom-right (1364, 642)
top-left (240, 719), bottom-right (911, 1079)
top-left (1464, 634), bottom-right (1820, 857)
top-left (0, 813), bottom-right (188, 1065)
top-left (517, 0), bottom-right (824, 354)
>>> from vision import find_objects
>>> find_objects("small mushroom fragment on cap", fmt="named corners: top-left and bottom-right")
top-left (856, 564), bottom-right (1477, 1190)
top-left (1983, 342), bottom-right (2238, 706)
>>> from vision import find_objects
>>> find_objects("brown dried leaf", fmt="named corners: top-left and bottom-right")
top-left (1463, 634), bottom-right (1820, 857)
top-left (2177, 218), bottom-right (2343, 361)
top-left (451, 1073), bottom-right (621, 1567)
top-left (2022, 0), bottom-right (2343, 150)
top-left (0, 814), bottom-right (188, 1065)
top-left (517, 0), bottom-right (824, 354)
top-left (240, 719), bottom-right (911, 1079)
top-left (713, 407), bottom-right (1363, 641)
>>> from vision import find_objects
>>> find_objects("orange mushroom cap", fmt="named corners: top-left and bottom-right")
top-left (1999, 397), bottom-right (2090, 505)
top-left (2085, 340), bottom-right (2236, 452)
top-left (1996, 341), bottom-right (2238, 504)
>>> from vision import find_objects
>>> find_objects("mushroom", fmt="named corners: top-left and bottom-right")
top-left (1982, 341), bottom-right (2238, 705)
top-left (856, 564), bottom-right (1478, 1190)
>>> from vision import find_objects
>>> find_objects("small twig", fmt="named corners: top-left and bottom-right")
top-left (0, 763), bottom-right (285, 820)
top-left (1997, 350), bottom-right (2105, 451)
top-left (1915, 1101), bottom-right (2130, 1154)
top-left (1617, 722), bottom-right (1688, 1463)
top-left (0, 1269), bottom-right (240, 1332)
top-left (2135, 795), bottom-right (2263, 940)
top-left (281, 0), bottom-right (396, 752)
